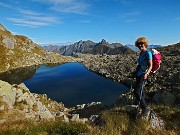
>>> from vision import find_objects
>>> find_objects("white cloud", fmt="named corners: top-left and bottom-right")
top-left (0, 1), bottom-right (61, 27)
top-left (6, 8), bottom-right (61, 27)
top-left (0, 1), bottom-right (12, 8)
top-left (6, 14), bottom-right (61, 27)
top-left (1, 0), bottom-right (90, 28)
top-left (18, 9), bottom-right (42, 16)
top-left (7, 18), bottom-right (50, 27)
top-left (33, 0), bottom-right (90, 14)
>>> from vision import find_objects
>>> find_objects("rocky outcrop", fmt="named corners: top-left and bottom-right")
top-left (0, 79), bottom-right (91, 124)
top-left (0, 23), bottom-right (75, 73)
top-left (0, 80), bottom-right (61, 122)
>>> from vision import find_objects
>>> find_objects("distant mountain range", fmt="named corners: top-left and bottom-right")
top-left (40, 42), bottom-right (74, 47)
top-left (126, 44), bottom-right (161, 52)
top-left (43, 39), bottom-right (134, 56)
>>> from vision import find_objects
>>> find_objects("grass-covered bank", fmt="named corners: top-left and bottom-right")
top-left (0, 120), bottom-right (89, 135)
top-left (1, 104), bottom-right (179, 135)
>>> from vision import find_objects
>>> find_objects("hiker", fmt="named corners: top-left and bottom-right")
top-left (133, 37), bottom-right (152, 118)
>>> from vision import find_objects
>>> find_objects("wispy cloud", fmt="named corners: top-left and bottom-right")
top-left (33, 0), bottom-right (90, 14)
top-left (6, 11), bottom-right (61, 27)
top-left (7, 17), bottom-right (54, 27)
top-left (0, 1), bottom-right (12, 8)
top-left (18, 9), bottom-right (42, 16)
top-left (173, 16), bottom-right (180, 21)
top-left (79, 20), bottom-right (91, 23)
top-left (119, 11), bottom-right (140, 23)
top-left (0, 1), bottom-right (61, 27)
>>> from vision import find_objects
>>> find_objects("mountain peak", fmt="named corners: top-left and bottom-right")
top-left (100, 39), bottom-right (109, 45)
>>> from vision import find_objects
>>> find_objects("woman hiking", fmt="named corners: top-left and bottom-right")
top-left (134, 37), bottom-right (152, 119)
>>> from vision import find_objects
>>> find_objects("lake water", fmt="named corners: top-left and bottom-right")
top-left (0, 62), bottom-right (128, 107)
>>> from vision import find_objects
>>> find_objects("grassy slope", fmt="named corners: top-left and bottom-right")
top-left (0, 25), bottom-right (46, 72)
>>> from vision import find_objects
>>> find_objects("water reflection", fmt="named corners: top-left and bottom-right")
top-left (0, 65), bottom-right (40, 84)
top-left (0, 62), bottom-right (128, 107)
top-left (0, 63), bottom-right (62, 84)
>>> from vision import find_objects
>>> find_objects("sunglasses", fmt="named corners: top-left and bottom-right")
top-left (137, 42), bottom-right (144, 46)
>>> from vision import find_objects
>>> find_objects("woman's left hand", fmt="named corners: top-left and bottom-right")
top-left (144, 73), bottom-right (149, 79)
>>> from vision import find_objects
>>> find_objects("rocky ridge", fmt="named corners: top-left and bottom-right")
top-left (44, 40), bottom-right (96, 56)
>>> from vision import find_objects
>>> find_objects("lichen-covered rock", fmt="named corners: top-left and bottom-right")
top-left (2, 36), bottom-right (16, 49)
top-left (0, 80), bottom-right (16, 109)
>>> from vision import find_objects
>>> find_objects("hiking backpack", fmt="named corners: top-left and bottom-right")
top-left (149, 49), bottom-right (162, 73)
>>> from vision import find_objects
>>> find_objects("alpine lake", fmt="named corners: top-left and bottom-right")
top-left (0, 62), bottom-right (128, 107)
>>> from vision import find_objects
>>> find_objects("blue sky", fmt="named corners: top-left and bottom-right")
top-left (0, 0), bottom-right (180, 45)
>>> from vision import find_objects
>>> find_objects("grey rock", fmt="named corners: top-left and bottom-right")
top-left (63, 115), bottom-right (69, 123)
top-left (149, 111), bottom-right (164, 129)
top-left (89, 115), bottom-right (99, 123)
top-left (2, 36), bottom-right (16, 49)
top-left (71, 114), bottom-right (80, 122)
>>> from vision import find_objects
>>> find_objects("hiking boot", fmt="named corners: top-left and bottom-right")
top-left (142, 107), bottom-right (151, 120)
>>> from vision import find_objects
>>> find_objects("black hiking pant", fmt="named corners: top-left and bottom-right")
top-left (134, 74), bottom-right (147, 109)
